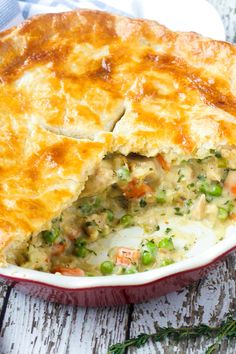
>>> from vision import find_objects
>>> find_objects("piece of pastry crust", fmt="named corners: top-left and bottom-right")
top-left (0, 115), bottom-right (107, 263)
top-left (1, 9), bottom-right (236, 263)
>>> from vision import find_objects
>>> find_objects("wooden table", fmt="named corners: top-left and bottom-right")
top-left (0, 1), bottom-right (236, 353)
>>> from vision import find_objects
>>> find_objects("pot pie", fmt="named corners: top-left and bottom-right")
top-left (1, 10), bottom-right (236, 276)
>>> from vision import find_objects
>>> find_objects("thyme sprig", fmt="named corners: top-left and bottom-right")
top-left (108, 314), bottom-right (236, 354)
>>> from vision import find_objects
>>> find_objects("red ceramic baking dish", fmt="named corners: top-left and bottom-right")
top-left (0, 9), bottom-right (236, 307)
top-left (0, 234), bottom-right (235, 307)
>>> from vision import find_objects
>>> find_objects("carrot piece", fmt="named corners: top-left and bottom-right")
top-left (231, 186), bottom-right (236, 196)
top-left (224, 171), bottom-right (236, 195)
top-left (229, 213), bottom-right (236, 221)
top-left (68, 234), bottom-right (77, 241)
top-left (123, 179), bottom-right (152, 198)
top-left (116, 247), bottom-right (140, 266)
top-left (156, 153), bottom-right (170, 171)
top-left (54, 267), bottom-right (85, 276)
top-left (51, 243), bottom-right (66, 256)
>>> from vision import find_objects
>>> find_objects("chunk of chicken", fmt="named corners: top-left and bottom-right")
top-left (191, 194), bottom-right (206, 220)
top-left (23, 245), bottom-right (51, 271)
top-left (84, 213), bottom-right (110, 241)
top-left (206, 203), bottom-right (218, 221)
top-left (81, 160), bottom-right (116, 197)
top-left (206, 162), bottom-right (222, 182)
top-left (130, 158), bottom-right (159, 181)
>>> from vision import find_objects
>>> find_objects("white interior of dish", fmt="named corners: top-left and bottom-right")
top-left (87, 219), bottom-right (222, 265)
top-left (0, 222), bottom-right (235, 289)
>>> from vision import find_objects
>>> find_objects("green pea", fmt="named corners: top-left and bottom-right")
top-left (93, 197), bottom-right (101, 208)
top-left (80, 203), bottom-right (92, 215)
top-left (80, 198), bottom-right (101, 216)
top-left (74, 239), bottom-right (86, 247)
top-left (186, 199), bottom-right (193, 207)
top-left (120, 214), bottom-right (133, 227)
top-left (209, 183), bottom-right (223, 196)
top-left (225, 200), bottom-right (234, 213)
top-left (141, 251), bottom-right (155, 265)
top-left (199, 182), bottom-right (207, 194)
top-left (74, 239), bottom-right (87, 258)
top-left (42, 228), bottom-right (60, 244)
top-left (156, 190), bottom-right (166, 204)
top-left (199, 182), bottom-right (222, 197)
top-left (124, 265), bottom-right (138, 274)
top-left (146, 240), bottom-right (157, 254)
top-left (106, 209), bottom-right (114, 222)
top-left (217, 207), bottom-right (229, 221)
top-left (117, 166), bottom-right (130, 181)
top-left (160, 259), bottom-right (174, 267)
top-left (100, 261), bottom-right (114, 275)
top-left (74, 246), bottom-right (88, 258)
top-left (158, 237), bottom-right (175, 251)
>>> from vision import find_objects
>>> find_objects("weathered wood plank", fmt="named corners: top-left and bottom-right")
top-left (0, 280), bottom-right (10, 333)
top-left (64, 304), bottom-right (129, 354)
top-left (129, 251), bottom-right (236, 354)
top-left (209, 0), bottom-right (236, 42)
top-left (0, 281), bottom-right (8, 312)
top-left (0, 289), bottom-right (129, 354)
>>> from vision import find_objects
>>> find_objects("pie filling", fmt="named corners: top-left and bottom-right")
top-left (16, 151), bottom-right (236, 276)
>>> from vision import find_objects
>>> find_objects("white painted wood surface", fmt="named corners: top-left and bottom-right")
top-left (0, 1), bottom-right (236, 353)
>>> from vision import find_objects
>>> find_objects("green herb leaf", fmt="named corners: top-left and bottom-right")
top-left (174, 207), bottom-right (183, 216)
top-left (165, 227), bottom-right (172, 234)
top-left (139, 198), bottom-right (147, 208)
top-left (217, 207), bottom-right (229, 221)
top-left (209, 149), bottom-right (222, 158)
top-left (177, 174), bottom-right (184, 182)
top-left (156, 190), bottom-right (166, 204)
top-left (108, 314), bottom-right (236, 354)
